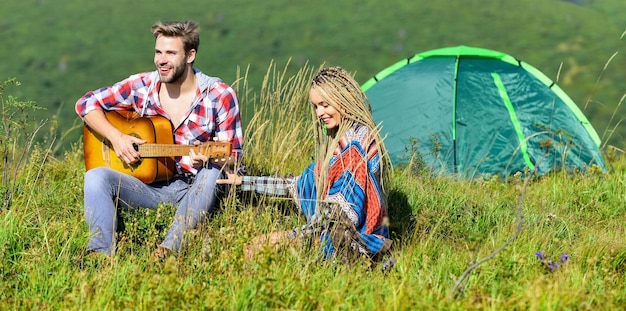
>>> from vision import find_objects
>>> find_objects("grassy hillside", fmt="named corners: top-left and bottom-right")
top-left (0, 0), bottom-right (624, 150)
top-left (1, 66), bottom-right (625, 309)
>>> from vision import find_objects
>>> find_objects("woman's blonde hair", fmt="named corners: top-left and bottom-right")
top-left (309, 66), bottom-right (390, 203)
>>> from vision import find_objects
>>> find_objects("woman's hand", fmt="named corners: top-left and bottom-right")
top-left (216, 170), bottom-right (242, 185)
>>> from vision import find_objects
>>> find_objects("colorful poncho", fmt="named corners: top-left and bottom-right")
top-left (292, 125), bottom-right (391, 257)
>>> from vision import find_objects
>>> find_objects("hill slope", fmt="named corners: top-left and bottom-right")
top-left (0, 0), bottom-right (624, 149)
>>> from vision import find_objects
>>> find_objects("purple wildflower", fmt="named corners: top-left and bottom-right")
top-left (536, 251), bottom-right (569, 272)
top-left (535, 251), bottom-right (545, 260)
top-left (382, 258), bottom-right (395, 272)
top-left (547, 259), bottom-right (558, 270)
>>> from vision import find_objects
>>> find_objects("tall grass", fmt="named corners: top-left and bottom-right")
top-left (0, 78), bottom-right (48, 211)
top-left (0, 65), bottom-right (625, 310)
top-left (233, 60), bottom-right (317, 176)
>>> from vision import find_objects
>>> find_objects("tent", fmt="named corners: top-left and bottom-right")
top-left (362, 45), bottom-right (606, 178)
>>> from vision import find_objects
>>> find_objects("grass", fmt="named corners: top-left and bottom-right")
top-left (0, 65), bottom-right (625, 310)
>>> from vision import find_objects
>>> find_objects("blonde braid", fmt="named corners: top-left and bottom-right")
top-left (309, 66), bottom-right (390, 204)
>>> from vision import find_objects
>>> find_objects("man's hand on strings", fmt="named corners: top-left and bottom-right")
top-left (113, 133), bottom-right (146, 165)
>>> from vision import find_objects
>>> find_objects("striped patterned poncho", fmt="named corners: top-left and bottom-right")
top-left (292, 125), bottom-right (392, 258)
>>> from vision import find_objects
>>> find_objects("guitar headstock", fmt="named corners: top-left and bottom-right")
top-left (206, 141), bottom-right (232, 160)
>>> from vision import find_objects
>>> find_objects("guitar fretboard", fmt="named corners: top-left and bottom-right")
top-left (137, 142), bottom-right (231, 158)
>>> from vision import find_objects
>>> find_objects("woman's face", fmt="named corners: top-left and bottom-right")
top-left (310, 87), bottom-right (341, 130)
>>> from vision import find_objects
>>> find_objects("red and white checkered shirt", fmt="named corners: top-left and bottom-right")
top-left (76, 69), bottom-right (243, 175)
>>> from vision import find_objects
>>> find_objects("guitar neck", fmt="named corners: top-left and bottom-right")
top-left (137, 142), bottom-right (231, 158)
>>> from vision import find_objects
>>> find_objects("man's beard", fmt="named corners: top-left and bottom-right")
top-left (160, 62), bottom-right (187, 83)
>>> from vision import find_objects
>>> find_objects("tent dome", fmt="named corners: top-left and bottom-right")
top-left (362, 45), bottom-right (606, 178)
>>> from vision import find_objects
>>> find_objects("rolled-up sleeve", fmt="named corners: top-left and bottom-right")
top-left (241, 175), bottom-right (296, 197)
top-left (75, 73), bottom-right (149, 118)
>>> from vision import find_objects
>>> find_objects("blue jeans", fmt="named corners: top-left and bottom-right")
top-left (83, 166), bottom-right (222, 256)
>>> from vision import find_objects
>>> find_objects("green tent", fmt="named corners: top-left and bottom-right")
top-left (362, 45), bottom-right (606, 178)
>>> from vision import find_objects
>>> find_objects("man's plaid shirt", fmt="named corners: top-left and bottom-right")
top-left (75, 69), bottom-right (243, 175)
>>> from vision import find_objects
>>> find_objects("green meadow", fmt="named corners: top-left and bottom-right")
top-left (1, 63), bottom-right (625, 309)
top-left (1, 0), bottom-right (625, 309)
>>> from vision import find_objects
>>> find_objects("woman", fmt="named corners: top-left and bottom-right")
top-left (220, 66), bottom-right (391, 261)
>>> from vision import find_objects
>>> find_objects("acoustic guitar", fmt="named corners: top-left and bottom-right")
top-left (83, 110), bottom-right (232, 184)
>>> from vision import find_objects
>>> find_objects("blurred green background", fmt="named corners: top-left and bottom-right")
top-left (1, 0), bottom-right (624, 151)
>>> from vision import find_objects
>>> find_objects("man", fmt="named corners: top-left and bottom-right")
top-left (75, 20), bottom-right (243, 258)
